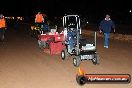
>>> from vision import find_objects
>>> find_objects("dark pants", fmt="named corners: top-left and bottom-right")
top-left (104, 33), bottom-right (110, 47)
top-left (35, 22), bottom-right (43, 28)
top-left (0, 29), bottom-right (5, 41)
top-left (35, 22), bottom-right (49, 32)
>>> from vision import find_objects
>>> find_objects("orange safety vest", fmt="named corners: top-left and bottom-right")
top-left (0, 18), bottom-right (6, 29)
top-left (35, 14), bottom-right (44, 23)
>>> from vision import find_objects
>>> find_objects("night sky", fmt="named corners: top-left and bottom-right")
top-left (0, 0), bottom-right (132, 24)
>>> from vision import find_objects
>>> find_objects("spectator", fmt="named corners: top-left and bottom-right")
top-left (35, 12), bottom-right (44, 28)
top-left (99, 14), bottom-right (115, 48)
top-left (0, 14), bottom-right (6, 41)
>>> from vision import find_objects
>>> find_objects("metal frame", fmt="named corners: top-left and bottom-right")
top-left (62, 15), bottom-right (99, 67)
top-left (63, 15), bottom-right (81, 55)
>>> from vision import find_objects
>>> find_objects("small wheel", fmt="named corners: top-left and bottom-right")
top-left (76, 75), bottom-right (87, 85)
top-left (38, 40), bottom-right (46, 49)
top-left (92, 54), bottom-right (100, 65)
top-left (61, 49), bottom-right (69, 60)
top-left (73, 56), bottom-right (81, 67)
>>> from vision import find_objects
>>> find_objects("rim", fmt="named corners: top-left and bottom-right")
top-left (61, 51), bottom-right (65, 58)
top-left (73, 58), bottom-right (77, 65)
top-left (93, 58), bottom-right (96, 63)
top-left (93, 55), bottom-right (97, 63)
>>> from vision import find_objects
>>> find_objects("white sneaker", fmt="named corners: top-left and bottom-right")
top-left (105, 46), bottom-right (108, 48)
top-left (104, 46), bottom-right (108, 48)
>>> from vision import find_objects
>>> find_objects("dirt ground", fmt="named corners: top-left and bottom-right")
top-left (0, 24), bottom-right (132, 88)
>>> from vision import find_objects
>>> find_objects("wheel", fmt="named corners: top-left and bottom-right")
top-left (73, 56), bottom-right (81, 67)
top-left (38, 40), bottom-right (46, 49)
top-left (76, 75), bottom-right (87, 85)
top-left (92, 54), bottom-right (100, 65)
top-left (61, 49), bottom-right (69, 60)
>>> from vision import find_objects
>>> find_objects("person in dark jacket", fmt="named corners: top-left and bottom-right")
top-left (99, 14), bottom-right (115, 48)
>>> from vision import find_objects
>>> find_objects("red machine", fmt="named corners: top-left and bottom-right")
top-left (38, 29), bottom-right (65, 55)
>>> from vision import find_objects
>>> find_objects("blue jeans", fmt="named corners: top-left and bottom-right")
top-left (104, 33), bottom-right (110, 47)
top-left (67, 31), bottom-right (77, 49)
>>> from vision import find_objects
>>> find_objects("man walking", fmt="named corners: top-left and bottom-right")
top-left (99, 14), bottom-right (115, 48)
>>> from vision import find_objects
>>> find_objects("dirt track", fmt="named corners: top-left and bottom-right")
top-left (0, 24), bottom-right (132, 88)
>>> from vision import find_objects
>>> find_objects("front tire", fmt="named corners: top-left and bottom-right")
top-left (61, 49), bottom-right (69, 60)
top-left (92, 54), bottom-right (100, 65)
top-left (73, 56), bottom-right (81, 67)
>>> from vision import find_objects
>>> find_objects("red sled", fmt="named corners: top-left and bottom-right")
top-left (38, 31), bottom-right (65, 55)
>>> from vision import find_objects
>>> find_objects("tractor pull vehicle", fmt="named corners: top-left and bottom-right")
top-left (61, 15), bottom-right (100, 67)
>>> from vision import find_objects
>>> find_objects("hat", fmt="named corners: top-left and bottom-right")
top-left (106, 14), bottom-right (110, 17)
